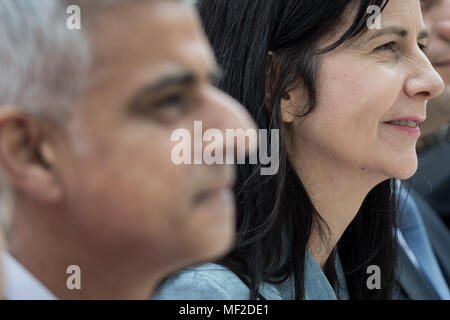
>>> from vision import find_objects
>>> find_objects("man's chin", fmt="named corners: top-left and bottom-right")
top-left (169, 223), bottom-right (235, 272)
top-left (188, 193), bottom-right (236, 258)
top-left (197, 229), bottom-right (235, 264)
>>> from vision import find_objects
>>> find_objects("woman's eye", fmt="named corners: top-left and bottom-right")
top-left (375, 42), bottom-right (397, 52)
top-left (418, 43), bottom-right (428, 52)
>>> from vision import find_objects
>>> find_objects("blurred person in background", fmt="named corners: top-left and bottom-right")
top-left (0, 0), bottom-right (254, 299)
top-left (412, 0), bottom-right (450, 228)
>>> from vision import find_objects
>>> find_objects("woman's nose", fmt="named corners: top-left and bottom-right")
top-left (404, 56), bottom-right (445, 100)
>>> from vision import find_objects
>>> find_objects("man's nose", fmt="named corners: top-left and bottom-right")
top-left (204, 87), bottom-right (257, 159)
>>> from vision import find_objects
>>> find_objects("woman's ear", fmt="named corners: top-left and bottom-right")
top-left (281, 82), bottom-right (309, 125)
top-left (265, 52), bottom-right (303, 124)
top-left (0, 108), bottom-right (62, 204)
top-left (280, 92), bottom-right (296, 124)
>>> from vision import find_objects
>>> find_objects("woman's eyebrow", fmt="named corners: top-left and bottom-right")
top-left (367, 26), bottom-right (430, 41)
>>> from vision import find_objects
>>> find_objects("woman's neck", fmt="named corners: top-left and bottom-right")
top-left (290, 152), bottom-right (387, 268)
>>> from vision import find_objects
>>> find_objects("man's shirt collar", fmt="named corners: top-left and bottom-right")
top-left (2, 252), bottom-right (56, 300)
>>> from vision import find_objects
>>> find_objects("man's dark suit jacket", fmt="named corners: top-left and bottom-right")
top-left (394, 191), bottom-right (450, 299)
top-left (394, 132), bottom-right (450, 299)
top-left (412, 138), bottom-right (450, 227)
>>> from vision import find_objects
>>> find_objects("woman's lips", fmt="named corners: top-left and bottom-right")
top-left (383, 122), bottom-right (421, 137)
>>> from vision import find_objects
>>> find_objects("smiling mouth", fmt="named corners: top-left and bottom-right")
top-left (383, 120), bottom-right (421, 137)
top-left (384, 120), bottom-right (419, 128)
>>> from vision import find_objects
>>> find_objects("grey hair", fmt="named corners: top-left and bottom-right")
top-left (0, 0), bottom-right (91, 122)
top-left (0, 0), bottom-right (91, 228)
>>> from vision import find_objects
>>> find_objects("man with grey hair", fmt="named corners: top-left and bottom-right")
top-left (0, 0), bottom-right (255, 299)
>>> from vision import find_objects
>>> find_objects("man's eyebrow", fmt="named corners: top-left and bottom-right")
top-left (127, 66), bottom-right (224, 109)
top-left (367, 26), bottom-right (430, 41)
top-left (139, 65), bottom-right (223, 94)
top-left (146, 71), bottom-right (196, 93)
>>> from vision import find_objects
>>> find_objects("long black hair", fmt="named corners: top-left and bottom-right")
top-left (198, 0), bottom-right (398, 300)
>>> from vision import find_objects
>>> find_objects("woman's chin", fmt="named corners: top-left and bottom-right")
top-left (390, 154), bottom-right (418, 180)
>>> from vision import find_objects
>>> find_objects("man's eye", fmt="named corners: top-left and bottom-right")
top-left (375, 42), bottom-right (397, 52)
top-left (156, 93), bottom-right (186, 108)
top-left (150, 93), bottom-right (191, 123)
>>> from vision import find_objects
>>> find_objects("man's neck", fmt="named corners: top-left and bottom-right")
top-left (8, 201), bottom-right (161, 299)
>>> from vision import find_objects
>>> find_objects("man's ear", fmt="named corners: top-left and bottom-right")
top-left (0, 107), bottom-right (62, 204)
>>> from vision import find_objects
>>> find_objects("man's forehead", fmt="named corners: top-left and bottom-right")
top-left (87, 0), bottom-right (213, 75)
top-left (88, 1), bottom-right (198, 45)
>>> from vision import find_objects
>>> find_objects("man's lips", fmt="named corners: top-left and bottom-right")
top-left (194, 185), bottom-right (233, 203)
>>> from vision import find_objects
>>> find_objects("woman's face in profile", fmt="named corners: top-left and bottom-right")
top-left (288, 0), bottom-right (444, 180)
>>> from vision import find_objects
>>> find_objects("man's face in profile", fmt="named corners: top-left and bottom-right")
top-left (420, 0), bottom-right (450, 136)
top-left (53, 1), bottom-right (254, 274)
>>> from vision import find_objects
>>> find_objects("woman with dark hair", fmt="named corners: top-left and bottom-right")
top-left (154, 0), bottom-right (444, 299)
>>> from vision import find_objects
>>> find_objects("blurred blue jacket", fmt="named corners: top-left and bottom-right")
top-left (153, 250), bottom-right (349, 300)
